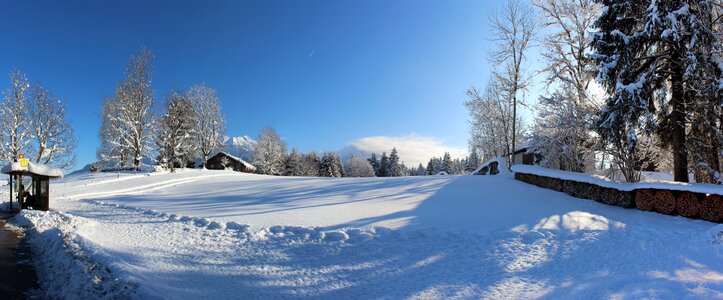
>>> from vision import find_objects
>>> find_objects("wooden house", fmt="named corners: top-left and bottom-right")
top-left (206, 152), bottom-right (256, 173)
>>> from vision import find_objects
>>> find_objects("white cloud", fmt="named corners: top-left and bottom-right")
top-left (340, 134), bottom-right (467, 167)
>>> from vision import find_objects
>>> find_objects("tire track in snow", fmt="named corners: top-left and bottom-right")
top-left (58, 173), bottom-right (237, 202)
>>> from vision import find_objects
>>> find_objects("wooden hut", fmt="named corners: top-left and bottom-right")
top-left (206, 152), bottom-right (256, 173)
top-left (513, 143), bottom-right (535, 166)
top-left (2, 157), bottom-right (63, 211)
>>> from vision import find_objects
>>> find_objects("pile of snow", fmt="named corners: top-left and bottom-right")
top-left (513, 165), bottom-right (722, 195)
top-left (1, 161), bottom-right (63, 178)
top-left (12, 210), bottom-right (137, 298)
top-left (471, 157), bottom-right (510, 175)
top-left (9, 169), bottom-right (723, 298)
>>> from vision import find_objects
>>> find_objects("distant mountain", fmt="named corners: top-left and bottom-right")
top-left (224, 135), bottom-right (257, 162)
top-left (337, 144), bottom-right (372, 164)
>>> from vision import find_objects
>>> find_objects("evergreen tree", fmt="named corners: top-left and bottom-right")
top-left (379, 152), bottom-right (389, 177)
top-left (427, 157), bottom-right (442, 175)
top-left (284, 148), bottom-right (304, 176)
top-left (367, 153), bottom-right (380, 176)
top-left (441, 152), bottom-right (453, 174)
top-left (465, 150), bottom-right (480, 173)
top-left (416, 163), bottom-right (426, 176)
top-left (320, 152), bottom-right (343, 177)
top-left (591, 0), bottom-right (722, 182)
top-left (302, 152), bottom-right (320, 177)
top-left (387, 148), bottom-right (402, 176)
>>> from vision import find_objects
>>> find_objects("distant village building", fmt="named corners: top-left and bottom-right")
top-left (206, 151), bottom-right (256, 173)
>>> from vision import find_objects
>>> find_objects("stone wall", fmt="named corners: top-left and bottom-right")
top-left (514, 172), bottom-right (722, 223)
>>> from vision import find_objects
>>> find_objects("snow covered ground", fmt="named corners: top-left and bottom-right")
top-left (9, 169), bottom-right (723, 299)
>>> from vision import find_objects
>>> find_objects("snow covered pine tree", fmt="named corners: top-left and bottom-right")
top-left (591, 0), bottom-right (722, 182)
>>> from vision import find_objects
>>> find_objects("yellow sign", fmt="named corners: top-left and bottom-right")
top-left (19, 158), bottom-right (28, 168)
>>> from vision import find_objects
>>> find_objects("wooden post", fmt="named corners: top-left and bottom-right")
top-left (8, 175), bottom-right (12, 211)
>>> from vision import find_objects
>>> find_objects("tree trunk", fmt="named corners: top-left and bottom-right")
top-left (511, 93), bottom-right (517, 169)
top-left (134, 148), bottom-right (141, 170)
top-left (670, 51), bottom-right (688, 182)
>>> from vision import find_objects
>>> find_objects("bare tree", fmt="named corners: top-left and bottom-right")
top-left (529, 0), bottom-right (602, 172)
top-left (488, 0), bottom-right (536, 166)
top-left (0, 69), bottom-right (31, 163)
top-left (344, 155), bottom-right (375, 177)
top-left (27, 82), bottom-right (77, 169)
top-left (97, 95), bottom-right (131, 168)
top-left (252, 127), bottom-right (287, 175)
top-left (465, 79), bottom-right (525, 162)
top-left (189, 83), bottom-right (225, 168)
top-left (97, 48), bottom-right (156, 170)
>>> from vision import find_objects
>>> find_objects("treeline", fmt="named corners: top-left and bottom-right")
top-left (249, 127), bottom-right (347, 177)
top-left (97, 48), bottom-right (485, 178)
top-left (0, 69), bottom-right (76, 169)
top-left (467, 0), bottom-right (722, 183)
top-left (253, 133), bottom-right (481, 178)
top-left (97, 48), bottom-right (226, 171)
top-left (425, 151), bottom-right (480, 175)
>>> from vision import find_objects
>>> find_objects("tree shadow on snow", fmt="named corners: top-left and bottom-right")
top-left (81, 175), bottom-right (722, 298)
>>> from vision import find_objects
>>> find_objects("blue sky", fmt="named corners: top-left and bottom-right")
top-left (0, 0), bottom-right (541, 169)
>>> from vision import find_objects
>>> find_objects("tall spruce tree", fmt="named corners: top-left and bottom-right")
top-left (367, 153), bottom-right (380, 177)
top-left (379, 152), bottom-right (389, 177)
top-left (387, 148), bottom-right (402, 177)
top-left (591, 0), bottom-right (722, 182)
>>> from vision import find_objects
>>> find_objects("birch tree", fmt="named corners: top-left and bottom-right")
top-left (488, 0), bottom-right (536, 166)
top-left (465, 79), bottom-right (525, 162)
top-left (530, 0), bottom-right (602, 172)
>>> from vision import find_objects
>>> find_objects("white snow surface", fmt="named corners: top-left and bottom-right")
top-left (1, 161), bottom-right (63, 178)
top-left (10, 169), bottom-right (723, 299)
top-left (513, 165), bottom-right (723, 195)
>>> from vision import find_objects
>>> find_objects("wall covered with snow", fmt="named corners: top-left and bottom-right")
top-left (514, 170), bottom-right (723, 223)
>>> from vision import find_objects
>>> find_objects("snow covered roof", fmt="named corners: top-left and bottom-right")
top-left (513, 141), bottom-right (532, 153)
top-left (215, 151), bottom-right (256, 171)
top-left (2, 161), bottom-right (64, 178)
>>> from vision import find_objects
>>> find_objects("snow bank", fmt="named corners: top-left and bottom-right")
top-left (12, 210), bottom-right (138, 298)
top-left (513, 165), bottom-right (722, 195)
top-left (471, 157), bottom-right (510, 175)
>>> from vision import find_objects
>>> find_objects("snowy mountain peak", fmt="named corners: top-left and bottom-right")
top-left (224, 135), bottom-right (257, 161)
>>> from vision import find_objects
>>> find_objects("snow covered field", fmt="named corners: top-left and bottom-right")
top-left (10, 169), bottom-right (723, 299)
